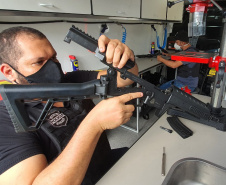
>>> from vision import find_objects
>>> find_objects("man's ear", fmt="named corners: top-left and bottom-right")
top-left (0, 63), bottom-right (17, 82)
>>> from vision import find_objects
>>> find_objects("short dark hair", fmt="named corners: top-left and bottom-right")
top-left (0, 26), bottom-right (46, 68)
top-left (174, 30), bottom-right (189, 43)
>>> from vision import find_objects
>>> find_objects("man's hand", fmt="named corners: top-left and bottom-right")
top-left (97, 35), bottom-right (138, 87)
top-left (157, 55), bottom-right (183, 69)
top-left (98, 35), bottom-right (135, 69)
top-left (85, 92), bottom-right (143, 131)
top-left (157, 55), bottom-right (164, 63)
top-left (162, 52), bottom-right (171, 57)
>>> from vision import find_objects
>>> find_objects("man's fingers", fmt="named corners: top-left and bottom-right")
top-left (98, 35), bottom-right (110, 52)
top-left (112, 45), bottom-right (124, 67)
top-left (122, 116), bottom-right (132, 124)
top-left (118, 92), bottom-right (143, 103)
top-left (98, 36), bottom-right (135, 69)
top-left (124, 104), bottom-right (136, 113)
top-left (106, 41), bottom-right (118, 64)
top-left (118, 49), bottom-right (133, 69)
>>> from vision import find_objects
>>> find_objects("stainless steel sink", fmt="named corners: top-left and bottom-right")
top-left (162, 158), bottom-right (226, 185)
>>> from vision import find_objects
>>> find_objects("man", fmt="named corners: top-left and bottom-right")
top-left (0, 26), bottom-right (142, 185)
top-left (157, 30), bottom-right (200, 92)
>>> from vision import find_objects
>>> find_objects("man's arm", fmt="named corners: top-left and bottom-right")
top-left (97, 35), bottom-right (138, 87)
top-left (0, 92), bottom-right (143, 185)
top-left (157, 55), bottom-right (183, 69)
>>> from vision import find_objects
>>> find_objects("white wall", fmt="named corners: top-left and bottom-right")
top-left (0, 22), bottom-right (165, 80)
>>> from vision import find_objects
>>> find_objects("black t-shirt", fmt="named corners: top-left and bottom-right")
top-left (177, 47), bottom-right (200, 88)
top-left (0, 70), bottom-right (99, 175)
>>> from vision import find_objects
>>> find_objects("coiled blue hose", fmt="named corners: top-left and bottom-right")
top-left (122, 26), bottom-right (127, 44)
top-left (156, 27), bottom-right (167, 49)
top-left (152, 25), bottom-right (167, 50)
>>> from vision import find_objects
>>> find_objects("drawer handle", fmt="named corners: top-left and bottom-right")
top-left (39, 3), bottom-right (54, 7)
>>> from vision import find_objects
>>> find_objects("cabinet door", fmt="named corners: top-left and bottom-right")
top-left (142, 0), bottom-right (183, 22)
top-left (92, 0), bottom-right (140, 18)
top-left (167, 1), bottom-right (184, 21)
top-left (142, 0), bottom-right (167, 20)
top-left (0, 0), bottom-right (91, 14)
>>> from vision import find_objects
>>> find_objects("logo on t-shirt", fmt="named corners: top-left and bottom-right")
top-left (47, 111), bottom-right (68, 127)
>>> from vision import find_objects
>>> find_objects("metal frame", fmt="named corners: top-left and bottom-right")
top-left (120, 63), bottom-right (163, 133)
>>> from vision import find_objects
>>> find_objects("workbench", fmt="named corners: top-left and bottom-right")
top-left (135, 57), bottom-right (162, 74)
top-left (96, 94), bottom-right (226, 185)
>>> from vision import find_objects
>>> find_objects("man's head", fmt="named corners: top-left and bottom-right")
top-left (174, 30), bottom-right (190, 50)
top-left (0, 26), bottom-right (60, 84)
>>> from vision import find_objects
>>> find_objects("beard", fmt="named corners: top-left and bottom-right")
top-left (16, 73), bottom-right (29, 85)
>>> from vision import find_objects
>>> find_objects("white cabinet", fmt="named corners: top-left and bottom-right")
top-left (142, 0), bottom-right (184, 22)
top-left (167, 1), bottom-right (184, 21)
top-left (142, 0), bottom-right (167, 20)
top-left (92, 0), bottom-right (140, 18)
top-left (0, 0), bottom-right (91, 14)
top-left (0, 0), bottom-right (183, 22)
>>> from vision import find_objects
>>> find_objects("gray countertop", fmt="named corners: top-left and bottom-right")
top-left (135, 57), bottom-right (162, 74)
top-left (97, 94), bottom-right (226, 185)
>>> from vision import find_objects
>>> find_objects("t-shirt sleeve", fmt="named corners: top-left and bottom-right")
top-left (64, 70), bottom-right (99, 83)
top-left (0, 101), bottom-right (43, 175)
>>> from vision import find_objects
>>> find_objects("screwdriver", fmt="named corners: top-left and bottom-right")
top-left (160, 126), bottom-right (173, 133)
top-left (162, 147), bottom-right (166, 176)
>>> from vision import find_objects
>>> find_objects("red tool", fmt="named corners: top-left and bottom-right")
top-left (171, 51), bottom-right (226, 72)
top-left (186, 0), bottom-right (213, 13)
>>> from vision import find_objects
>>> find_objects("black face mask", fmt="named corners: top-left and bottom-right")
top-left (12, 59), bottom-right (65, 84)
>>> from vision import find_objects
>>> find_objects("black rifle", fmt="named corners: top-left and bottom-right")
top-left (0, 25), bottom-right (226, 133)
